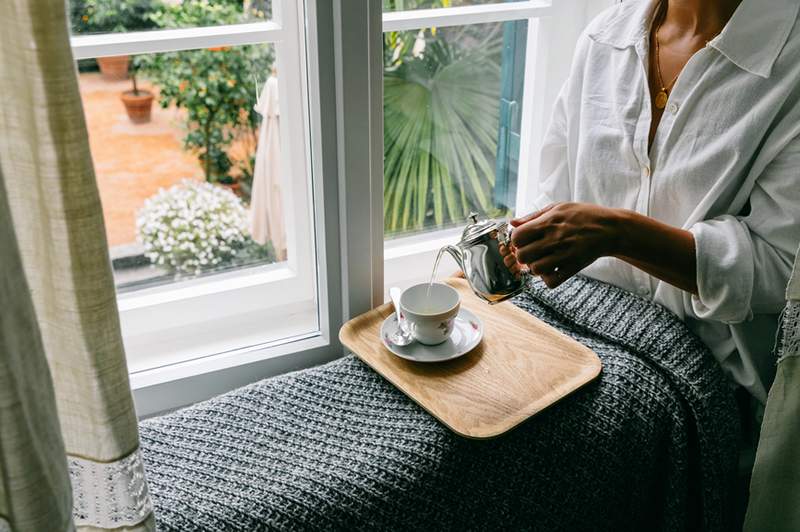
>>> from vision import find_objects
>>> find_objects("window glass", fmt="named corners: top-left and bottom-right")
top-left (383, 19), bottom-right (527, 239)
top-left (69, 0), bottom-right (271, 36)
top-left (78, 44), bottom-right (284, 292)
top-left (383, 0), bottom-right (525, 11)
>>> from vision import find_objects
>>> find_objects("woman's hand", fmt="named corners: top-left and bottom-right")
top-left (510, 202), bottom-right (621, 288)
top-left (499, 242), bottom-right (526, 279)
top-left (509, 202), bottom-right (698, 294)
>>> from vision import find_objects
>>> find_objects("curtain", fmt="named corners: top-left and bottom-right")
top-left (744, 248), bottom-right (800, 532)
top-left (0, 0), bottom-right (153, 530)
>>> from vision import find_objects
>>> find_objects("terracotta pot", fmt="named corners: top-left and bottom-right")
top-left (97, 55), bottom-right (130, 81)
top-left (121, 90), bottom-right (154, 124)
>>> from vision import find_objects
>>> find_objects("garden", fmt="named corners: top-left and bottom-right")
top-left (72, 0), bottom-right (515, 289)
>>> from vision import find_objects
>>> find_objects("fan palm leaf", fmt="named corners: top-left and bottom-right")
top-left (384, 31), bottom-right (502, 235)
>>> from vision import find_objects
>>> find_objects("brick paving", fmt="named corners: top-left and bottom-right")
top-left (79, 73), bottom-right (203, 247)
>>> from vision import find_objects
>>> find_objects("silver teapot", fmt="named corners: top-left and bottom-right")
top-left (444, 212), bottom-right (528, 304)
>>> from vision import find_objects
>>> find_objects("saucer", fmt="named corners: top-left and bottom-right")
top-left (380, 308), bottom-right (483, 362)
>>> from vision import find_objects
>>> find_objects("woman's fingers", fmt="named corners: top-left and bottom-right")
top-left (510, 203), bottom-right (557, 227)
top-left (513, 239), bottom-right (562, 266)
top-left (506, 256), bottom-right (524, 276)
top-left (510, 221), bottom-right (547, 249)
top-left (500, 243), bottom-right (524, 277)
top-left (527, 251), bottom-right (568, 275)
top-left (539, 259), bottom-right (589, 288)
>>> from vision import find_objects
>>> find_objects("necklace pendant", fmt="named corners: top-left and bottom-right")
top-left (655, 90), bottom-right (668, 110)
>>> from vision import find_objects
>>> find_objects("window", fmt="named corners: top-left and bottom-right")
top-left (382, 0), bottom-right (615, 292)
top-left (69, 0), bottom-right (327, 389)
top-left (383, 19), bottom-right (521, 239)
top-left (383, 0), bottom-right (527, 12)
top-left (64, 0), bottom-right (611, 413)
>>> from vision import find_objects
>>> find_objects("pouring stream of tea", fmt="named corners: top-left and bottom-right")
top-left (425, 247), bottom-right (448, 311)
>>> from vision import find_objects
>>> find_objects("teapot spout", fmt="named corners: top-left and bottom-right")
top-left (443, 244), bottom-right (464, 273)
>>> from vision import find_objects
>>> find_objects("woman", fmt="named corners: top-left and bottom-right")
top-left (508, 0), bottom-right (800, 404)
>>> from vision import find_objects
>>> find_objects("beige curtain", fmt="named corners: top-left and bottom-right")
top-left (0, 1), bottom-right (153, 530)
top-left (744, 248), bottom-right (800, 531)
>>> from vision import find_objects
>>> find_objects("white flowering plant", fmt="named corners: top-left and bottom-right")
top-left (136, 179), bottom-right (271, 275)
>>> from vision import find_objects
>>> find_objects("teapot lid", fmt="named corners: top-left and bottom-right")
top-left (460, 212), bottom-right (506, 244)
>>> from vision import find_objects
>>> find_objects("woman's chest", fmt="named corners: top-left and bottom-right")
top-left (570, 44), bottom-right (782, 222)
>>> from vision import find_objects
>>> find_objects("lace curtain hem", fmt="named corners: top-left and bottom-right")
top-left (69, 447), bottom-right (152, 528)
top-left (778, 300), bottom-right (800, 363)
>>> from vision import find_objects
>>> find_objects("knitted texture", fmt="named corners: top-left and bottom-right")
top-left (140, 276), bottom-right (739, 531)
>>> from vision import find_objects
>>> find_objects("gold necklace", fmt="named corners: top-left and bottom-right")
top-left (653, 12), bottom-right (680, 110)
top-left (653, 5), bottom-right (720, 111)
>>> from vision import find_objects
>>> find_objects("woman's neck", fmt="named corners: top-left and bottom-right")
top-left (661, 0), bottom-right (741, 39)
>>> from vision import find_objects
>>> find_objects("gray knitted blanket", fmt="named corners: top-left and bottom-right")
top-left (140, 276), bottom-right (739, 531)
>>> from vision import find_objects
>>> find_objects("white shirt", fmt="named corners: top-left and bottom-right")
top-left (536, 0), bottom-right (800, 403)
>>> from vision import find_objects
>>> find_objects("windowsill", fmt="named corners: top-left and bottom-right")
top-left (118, 260), bottom-right (294, 311)
top-left (120, 259), bottom-right (321, 389)
top-left (129, 326), bottom-right (326, 390)
top-left (129, 228), bottom-right (463, 409)
top-left (384, 226), bottom-right (461, 260)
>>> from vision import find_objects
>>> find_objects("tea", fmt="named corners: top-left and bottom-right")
top-left (425, 247), bottom-right (447, 311)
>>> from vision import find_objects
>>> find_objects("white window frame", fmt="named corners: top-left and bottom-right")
top-left (71, 1), bottom-right (349, 415)
top-left (69, 0), bottom-right (611, 416)
top-left (381, 0), bottom-right (614, 295)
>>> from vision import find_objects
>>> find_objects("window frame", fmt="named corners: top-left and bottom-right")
top-left (70, 0), bottom-right (611, 416)
top-left (70, 0), bottom-right (348, 415)
top-left (380, 0), bottom-right (612, 294)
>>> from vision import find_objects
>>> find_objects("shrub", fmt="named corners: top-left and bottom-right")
top-left (70, 0), bottom-right (160, 34)
top-left (137, 1), bottom-right (273, 188)
top-left (137, 180), bottom-right (263, 275)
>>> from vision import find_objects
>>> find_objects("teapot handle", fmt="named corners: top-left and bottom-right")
top-left (498, 223), bottom-right (513, 246)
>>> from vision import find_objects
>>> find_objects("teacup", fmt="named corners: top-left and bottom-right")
top-left (399, 283), bottom-right (461, 345)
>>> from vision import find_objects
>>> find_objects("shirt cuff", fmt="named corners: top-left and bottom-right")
top-left (689, 216), bottom-right (755, 324)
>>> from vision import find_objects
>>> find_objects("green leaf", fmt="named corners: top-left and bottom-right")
top-left (383, 26), bottom-right (503, 235)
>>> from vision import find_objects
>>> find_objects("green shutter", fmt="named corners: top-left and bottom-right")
top-left (494, 13), bottom-right (527, 211)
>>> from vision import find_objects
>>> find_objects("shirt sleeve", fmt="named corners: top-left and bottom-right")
top-left (534, 80), bottom-right (571, 211)
top-left (533, 30), bottom-right (596, 212)
top-left (689, 135), bottom-right (800, 324)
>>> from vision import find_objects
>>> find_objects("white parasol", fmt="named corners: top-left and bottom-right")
top-left (250, 71), bottom-right (287, 260)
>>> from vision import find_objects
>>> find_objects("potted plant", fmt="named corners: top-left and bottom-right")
top-left (97, 56), bottom-right (131, 81)
top-left (70, 0), bottom-right (160, 80)
top-left (120, 58), bottom-right (154, 123)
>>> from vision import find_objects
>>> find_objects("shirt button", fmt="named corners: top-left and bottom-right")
top-left (668, 102), bottom-right (679, 114)
top-left (642, 166), bottom-right (651, 178)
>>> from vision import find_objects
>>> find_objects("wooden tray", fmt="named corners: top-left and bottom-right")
top-left (339, 278), bottom-right (602, 439)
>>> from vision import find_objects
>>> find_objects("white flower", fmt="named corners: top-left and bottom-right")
top-left (136, 179), bottom-right (251, 275)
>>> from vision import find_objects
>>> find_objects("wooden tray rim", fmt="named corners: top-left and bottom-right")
top-left (339, 280), bottom-right (602, 439)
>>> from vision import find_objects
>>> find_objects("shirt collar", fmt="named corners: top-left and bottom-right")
top-left (588, 0), bottom-right (800, 79)
top-left (588, 0), bottom-right (655, 51)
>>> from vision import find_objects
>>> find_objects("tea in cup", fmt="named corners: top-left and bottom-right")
top-left (399, 283), bottom-right (461, 345)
